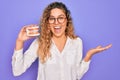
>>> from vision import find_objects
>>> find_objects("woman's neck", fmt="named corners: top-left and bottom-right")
top-left (52, 35), bottom-right (67, 53)
top-left (52, 35), bottom-right (67, 42)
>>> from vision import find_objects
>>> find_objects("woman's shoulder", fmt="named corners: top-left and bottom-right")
top-left (68, 36), bottom-right (83, 45)
top-left (69, 36), bottom-right (82, 42)
top-left (30, 38), bottom-right (39, 46)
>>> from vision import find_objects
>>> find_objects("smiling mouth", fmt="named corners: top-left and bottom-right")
top-left (54, 26), bottom-right (61, 29)
top-left (54, 26), bottom-right (61, 33)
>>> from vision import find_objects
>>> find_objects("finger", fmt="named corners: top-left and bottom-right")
top-left (20, 27), bottom-right (27, 32)
top-left (23, 24), bottom-right (37, 29)
top-left (28, 27), bottom-right (39, 31)
top-left (96, 48), bottom-right (105, 52)
top-left (104, 44), bottom-right (112, 49)
top-left (27, 24), bottom-right (38, 27)
top-left (107, 44), bottom-right (112, 48)
top-left (96, 45), bottom-right (102, 49)
top-left (99, 44), bottom-right (112, 51)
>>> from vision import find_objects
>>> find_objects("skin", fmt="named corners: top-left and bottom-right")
top-left (15, 24), bottom-right (39, 50)
top-left (49, 8), bottom-right (67, 53)
top-left (15, 8), bottom-right (112, 62)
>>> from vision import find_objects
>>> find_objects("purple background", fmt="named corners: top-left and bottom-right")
top-left (0, 0), bottom-right (120, 80)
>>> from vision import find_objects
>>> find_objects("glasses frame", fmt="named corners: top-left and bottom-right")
top-left (48, 16), bottom-right (66, 24)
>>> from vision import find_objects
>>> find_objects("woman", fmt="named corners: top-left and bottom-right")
top-left (12, 2), bottom-right (112, 80)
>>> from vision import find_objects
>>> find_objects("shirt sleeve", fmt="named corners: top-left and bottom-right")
top-left (76, 37), bottom-right (91, 80)
top-left (12, 39), bottom-right (38, 76)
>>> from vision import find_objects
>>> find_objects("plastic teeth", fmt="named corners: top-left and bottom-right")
top-left (26, 26), bottom-right (40, 36)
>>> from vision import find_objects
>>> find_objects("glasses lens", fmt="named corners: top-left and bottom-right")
top-left (48, 17), bottom-right (55, 24)
top-left (58, 17), bottom-right (65, 24)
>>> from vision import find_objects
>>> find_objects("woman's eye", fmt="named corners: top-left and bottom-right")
top-left (58, 17), bottom-right (64, 20)
top-left (49, 18), bottom-right (54, 20)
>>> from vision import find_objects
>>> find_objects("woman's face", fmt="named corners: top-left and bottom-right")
top-left (48, 8), bottom-right (67, 38)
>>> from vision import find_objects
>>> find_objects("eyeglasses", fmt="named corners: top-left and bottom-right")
top-left (48, 17), bottom-right (66, 24)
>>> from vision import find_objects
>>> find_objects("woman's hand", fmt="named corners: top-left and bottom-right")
top-left (15, 24), bottom-right (38, 50)
top-left (17, 24), bottom-right (38, 42)
top-left (84, 44), bottom-right (112, 62)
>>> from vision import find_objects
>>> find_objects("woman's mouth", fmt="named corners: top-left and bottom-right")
top-left (54, 26), bottom-right (61, 33)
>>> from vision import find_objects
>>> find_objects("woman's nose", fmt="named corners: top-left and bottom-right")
top-left (54, 18), bottom-right (59, 24)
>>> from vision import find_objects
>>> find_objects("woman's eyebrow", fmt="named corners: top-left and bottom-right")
top-left (49, 14), bottom-right (65, 17)
top-left (58, 14), bottom-right (65, 17)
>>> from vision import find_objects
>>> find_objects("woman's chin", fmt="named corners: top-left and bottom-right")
top-left (53, 33), bottom-right (64, 38)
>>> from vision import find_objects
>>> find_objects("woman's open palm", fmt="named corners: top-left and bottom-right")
top-left (87, 44), bottom-right (112, 55)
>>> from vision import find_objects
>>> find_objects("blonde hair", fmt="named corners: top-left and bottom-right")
top-left (37, 2), bottom-right (77, 63)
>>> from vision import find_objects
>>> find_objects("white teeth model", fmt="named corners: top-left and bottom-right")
top-left (54, 26), bottom-right (61, 29)
top-left (26, 26), bottom-right (40, 36)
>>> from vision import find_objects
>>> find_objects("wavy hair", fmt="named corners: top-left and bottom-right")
top-left (37, 2), bottom-right (77, 63)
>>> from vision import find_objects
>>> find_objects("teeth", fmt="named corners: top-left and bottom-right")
top-left (54, 26), bottom-right (61, 29)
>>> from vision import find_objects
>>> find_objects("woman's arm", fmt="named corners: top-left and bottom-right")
top-left (12, 24), bottom-right (39, 76)
top-left (12, 39), bottom-right (38, 76)
top-left (75, 38), bottom-right (90, 79)
top-left (76, 38), bottom-right (112, 79)
top-left (15, 24), bottom-right (37, 50)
